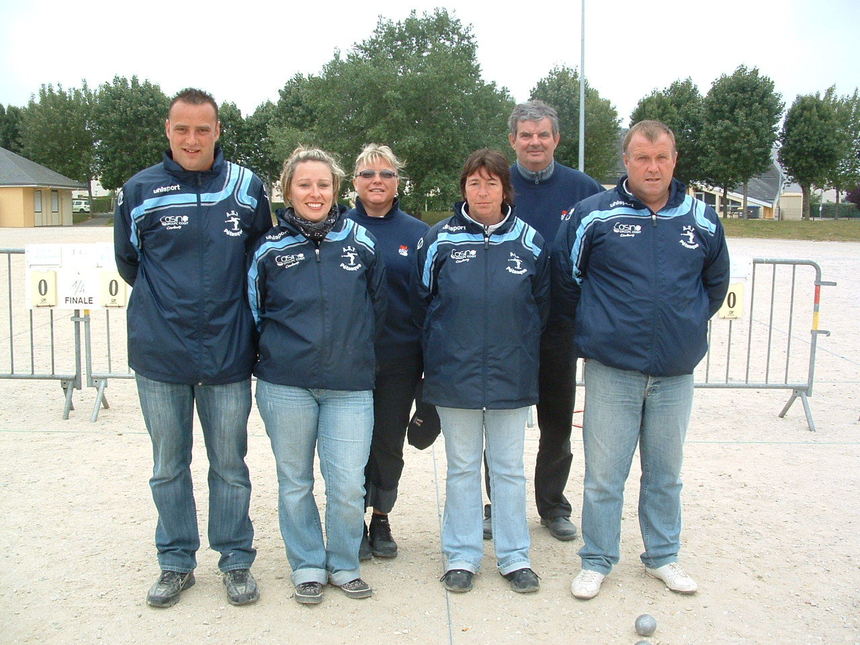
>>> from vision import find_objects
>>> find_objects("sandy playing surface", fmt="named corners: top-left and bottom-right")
top-left (1, 225), bottom-right (858, 644)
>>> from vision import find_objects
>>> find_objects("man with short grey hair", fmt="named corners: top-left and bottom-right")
top-left (483, 100), bottom-right (603, 542)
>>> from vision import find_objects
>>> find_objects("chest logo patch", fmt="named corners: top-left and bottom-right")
top-left (341, 245), bottom-right (362, 271)
top-left (506, 252), bottom-right (527, 275)
top-left (613, 222), bottom-right (642, 238)
top-left (224, 210), bottom-right (243, 237)
top-left (275, 253), bottom-right (305, 269)
top-left (160, 214), bottom-right (189, 230)
top-left (451, 249), bottom-right (477, 263)
top-left (398, 245), bottom-right (409, 257)
top-left (679, 225), bottom-right (699, 249)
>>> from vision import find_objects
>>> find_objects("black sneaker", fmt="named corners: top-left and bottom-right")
top-left (146, 570), bottom-right (195, 608)
top-left (369, 514), bottom-right (398, 558)
top-left (337, 578), bottom-right (373, 599)
top-left (359, 522), bottom-right (372, 561)
top-left (223, 568), bottom-right (259, 606)
top-left (503, 567), bottom-right (540, 593)
top-left (440, 569), bottom-right (474, 593)
top-left (483, 504), bottom-right (492, 540)
top-left (295, 581), bottom-right (323, 605)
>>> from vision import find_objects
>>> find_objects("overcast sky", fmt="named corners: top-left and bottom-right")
top-left (1, 0), bottom-right (856, 127)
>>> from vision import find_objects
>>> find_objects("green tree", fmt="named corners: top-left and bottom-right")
top-left (530, 65), bottom-right (620, 182)
top-left (701, 66), bottom-right (783, 217)
top-left (829, 89), bottom-right (860, 217)
top-left (779, 89), bottom-right (845, 220)
top-left (285, 9), bottom-right (513, 212)
top-left (92, 76), bottom-right (169, 190)
top-left (630, 78), bottom-right (705, 186)
top-left (19, 83), bottom-right (95, 194)
top-left (218, 101), bottom-right (251, 167)
top-left (245, 100), bottom-right (283, 190)
top-left (0, 104), bottom-right (24, 153)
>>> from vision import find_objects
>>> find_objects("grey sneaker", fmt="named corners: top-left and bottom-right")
top-left (337, 578), bottom-right (373, 599)
top-left (223, 568), bottom-right (259, 606)
top-left (540, 516), bottom-right (578, 541)
top-left (483, 504), bottom-right (492, 540)
top-left (440, 569), bottom-right (474, 593)
top-left (369, 514), bottom-right (397, 558)
top-left (295, 581), bottom-right (323, 605)
top-left (146, 570), bottom-right (195, 608)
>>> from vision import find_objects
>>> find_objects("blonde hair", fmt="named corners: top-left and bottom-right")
top-left (280, 146), bottom-right (345, 204)
top-left (352, 143), bottom-right (404, 177)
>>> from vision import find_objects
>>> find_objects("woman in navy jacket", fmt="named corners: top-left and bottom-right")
top-left (248, 147), bottom-right (386, 605)
top-left (413, 149), bottom-right (549, 594)
top-left (346, 144), bottom-right (433, 560)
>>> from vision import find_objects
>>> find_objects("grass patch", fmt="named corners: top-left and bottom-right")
top-left (720, 218), bottom-right (860, 241)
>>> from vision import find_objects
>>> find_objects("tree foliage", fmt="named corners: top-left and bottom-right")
top-left (530, 65), bottom-right (620, 182)
top-left (701, 66), bottom-right (783, 215)
top-left (19, 83), bottom-right (95, 186)
top-left (0, 104), bottom-right (24, 153)
top-left (92, 76), bottom-right (169, 190)
top-left (268, 9), bottom-right (514, 212)
top-left (779, 89), bottom-right (845, 220)
top-left (630, 78), bottom-right (705, 186)
top-left (846, 185), bottom-right (860, 211)
top-left (830, 89), bottom-right (860, 196)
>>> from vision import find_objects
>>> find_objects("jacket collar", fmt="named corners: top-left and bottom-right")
top-left (452, 201), bottom-right (516, 235)
top-left (616, 175), bottom-right (688, 212)
top-left (353, 196), bottom-right (400, 220)
top-left (274, 204), bottom-right (348, 235)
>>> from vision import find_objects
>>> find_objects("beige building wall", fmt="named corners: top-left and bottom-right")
top-left (0, 187), bottom-right (74, 227)
top-left (779, 193), bottom-right (803, 220)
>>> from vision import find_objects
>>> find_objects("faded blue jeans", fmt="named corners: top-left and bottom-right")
top-left (256, 380), bottom-right (373, 586)
top-left (578, 359), bottom-right (693, 575)
top-left (437, 406), bottom-right (531, 576)
top-left (135, 374), bottom-right (255, 573)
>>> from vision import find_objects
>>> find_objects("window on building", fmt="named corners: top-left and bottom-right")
top-left (34, 191), bottom-right (42, 212)
top-left (51, 190), bottom-right (59, 213)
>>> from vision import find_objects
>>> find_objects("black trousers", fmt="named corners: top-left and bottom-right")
top-left (485, 328), bottom-right (576, 520)
top-left (364, 355), bottom-right (423, 514)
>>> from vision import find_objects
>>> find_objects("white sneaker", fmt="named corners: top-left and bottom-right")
top-left (570, 569), bottom-right (605, 599)
top-left (646, 562), bottom-right (698, 594)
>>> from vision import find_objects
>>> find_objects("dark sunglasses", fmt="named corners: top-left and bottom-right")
top-left (357, 169), bottom-right (397, 180)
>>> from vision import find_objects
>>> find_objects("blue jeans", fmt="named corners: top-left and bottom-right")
top-left (578, 359), bottom-right (693, 575)
top-left (256, 380), bottom-right (373, 586)
top-left (135, 374), bottom-right (255, 573)
top-left (437, 406), bottom-right (531, 575)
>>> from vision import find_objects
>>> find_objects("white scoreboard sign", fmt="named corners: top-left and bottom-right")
top-left (25, 243), bottom-right (128, 310)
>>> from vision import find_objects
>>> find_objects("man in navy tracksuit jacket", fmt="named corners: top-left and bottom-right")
top-left (557, 120), bottom-right (729, 600)
top-left (482, 100), bottom-right (603, 543)
top-left (114, 89), bottom-right (271, 608)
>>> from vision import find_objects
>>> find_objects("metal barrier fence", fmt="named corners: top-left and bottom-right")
top-left (0, 249), bottom-right (837, 430)
top-left (0, 249), bottom-right (82, 418)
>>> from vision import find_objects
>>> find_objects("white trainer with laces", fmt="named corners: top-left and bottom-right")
top-left (646, 562), bottom-right (698, 594)
top-left (570, 569), bottom-right (605, 599)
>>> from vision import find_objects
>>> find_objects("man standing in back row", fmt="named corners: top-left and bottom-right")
top-left (555, 120), bottom-right (729, 599)
top-left (115, 88), bottom-right (272, 608)
top-left (483, 100), bottom-right (603, 542)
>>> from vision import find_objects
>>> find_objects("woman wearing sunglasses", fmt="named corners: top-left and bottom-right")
top-left (346, 144), bottom-right (434, 561)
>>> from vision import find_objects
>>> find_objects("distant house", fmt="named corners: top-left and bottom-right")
top-left (0, 147), bottom-right (87, 227)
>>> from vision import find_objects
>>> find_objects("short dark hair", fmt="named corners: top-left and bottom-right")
top-left (623, 120), bottom-right (676, 155)
top-left (459, 149), bottom-right (515, 206)
top-left (168, 88), bottom-right (219, 121)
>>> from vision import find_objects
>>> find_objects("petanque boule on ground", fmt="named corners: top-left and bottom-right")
top-left (635, 613), bottom-right (657, 636)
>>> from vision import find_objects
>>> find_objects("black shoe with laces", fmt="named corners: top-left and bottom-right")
top-left (440, 569), bottom-right (474, 593)
top-left (295, 581), bottom-right (323, 604)
top-left (146, 570), bottom-right (195, 608)
top-left (223, 568), bottom-right (259, 606)
top-left (503, 567), bottom-right (540, 593)
top-left (369, 513), bottom-right (397, 558)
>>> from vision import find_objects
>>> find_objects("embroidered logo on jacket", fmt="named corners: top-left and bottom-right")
top-left (679, 225), bottom-right (699, 249)
top-left (442, 224), bottom-right (466, 232)
top-left (275, 253), bottom-right (305, 268)
top-left (613, 222), bottom-right (642, 238)
top-left (223, 210), bottom-right (243, 237)
top-left (506, 252), bottom-right (527, 275)
top-left (451, 249), bottom-right (477, 263)
top-left (398, 245), bottom-right (409, 257)
top-left (340, 246), bottom-right (362, 271)
top-left (153, 184), bottom-right (181, 195)
top-left (160, 215), bottom-right (190, 230)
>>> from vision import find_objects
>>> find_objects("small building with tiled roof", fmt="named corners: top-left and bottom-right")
top-left (0, 147), bottom-right (86, 227)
